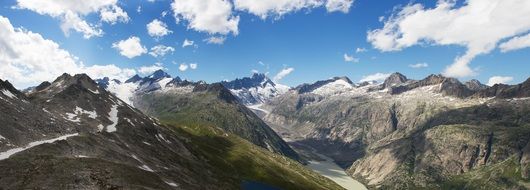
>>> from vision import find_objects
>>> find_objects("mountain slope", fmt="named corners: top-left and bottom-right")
top-left (261, 73), bottom-right (530, 189)
top-left (99, 70), bottom-right (300, 161)
top-left (0, 74), bottom-right (341, 189)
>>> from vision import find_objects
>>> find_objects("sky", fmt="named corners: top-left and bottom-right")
top-left (0, 0), bottom-right (529, 88)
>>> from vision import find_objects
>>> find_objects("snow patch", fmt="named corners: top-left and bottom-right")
top-left (105, 104), bottom-right (119, 132)
top-left (158, 77), bottom-right (173, 91)
top-left (165, 181), bottom-right (179, 187)
top-left (247, 104), bottom-right (269, 114)
top-left (139, 165), bottom-right (154, 172)
top-left (312, 79), bottom-right (353, 96)
top-left (156, 134), bottom-right (171, 144)
top-left (1, 89), bottom-right (16, 99)
top-left (0, 133), bottom-right (79, 160)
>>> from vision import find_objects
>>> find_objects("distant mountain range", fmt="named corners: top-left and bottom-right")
top-left (257, 72), bottom-right (530, 189)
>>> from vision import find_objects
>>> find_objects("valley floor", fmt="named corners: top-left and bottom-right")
top-left (249, 105), bottom-right (367, 190)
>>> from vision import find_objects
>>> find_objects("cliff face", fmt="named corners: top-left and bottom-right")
top-left (261, 75), bottom-right (530, 189)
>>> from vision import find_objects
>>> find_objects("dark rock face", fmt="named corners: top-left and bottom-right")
top-left (222, 73), bottom-right (273, 90)
top-left (475, 77), bottom-right (530, 98)
top-left (125, 74), bottom-right (142, 83)
top-left (387, 74), bottom-right (474, 98)
top-left (465, 79), bottom-right (488, 91)
top-left (383, 72), bottom-right (408, 88)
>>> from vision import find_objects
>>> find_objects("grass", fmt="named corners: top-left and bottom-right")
top-left (163, 120), bottom-right (344, 190)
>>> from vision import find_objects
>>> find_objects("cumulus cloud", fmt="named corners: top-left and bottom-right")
top-left (487, 76), bottom-right (513, 86)
top-left (147, 19), bottom-right (172, 38)
top-left (234, 0), bottom-right (321, 19)
top-left (344, 53), bottom-right (359, 63)
top-left (172, 0), bottom-right (239, 35)
top-left (149, 45), bottom-right (175, 58)
top-left (178, 64), bottom-right (189, 71)
top-left (15, 0), bottom-right (128, 38)
top-left (326, 0), bottom-right (354, 13)
top-left (112, 36), bottom-right (147, 58)
top-left (100, 5), bottom-right (129, 24)
top-left (182, 39), bottom-right (196, 48)
top-left (273, 67), bottom-right (294, 82)
top-left (0, 16), bottom-right (134, 88)
top-left (368, 0), bottom-right (530, 78)
top-left (204, 36), bottom-right (226, 44)
top-left (138, 64), bottom-right (165, 75)
top-left (234, 0), bottom-right (353, 19)
top-left (499, 33), bottom-right (530, 52)
top-left (409, 62), bottom-right (428, 68)
top-left (359, 73), bottom-right (391, 82)
top-left (177, 63), bottom-right (198, 71)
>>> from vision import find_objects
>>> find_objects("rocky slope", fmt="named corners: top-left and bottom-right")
top-left (0, 74), bottom-right (341, 189)
top-left (260, 72), bottom-right (530, 189)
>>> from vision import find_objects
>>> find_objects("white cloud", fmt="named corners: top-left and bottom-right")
top-left (273, 67), bottom-right (294, 82)
top-left (112, 36), bottom-right (147, 58)
top-left (409, 62), bottom-right (428, 68)
top-left (0, 16), bottom-right (134, 88)
top-left (84, 65), bottom-right (136, 81)
top-left (100, 5), bottom-right (129, 25)
top-left (178, 64), bottom-right (189, 71)
top-left (234, 0), bottom-right (353, 19)
top-left (359, 73), bottom-right (390, 82)
top-left (171, 0), bottom-right (239, 35)
top-left (60, 11), bottom-right (103, 38)
top-left (204, 36), bottom-right (226, 44)
top-left (487, 76), bottom-right (513, 86)
top-left (177, 63), bottom-right (198, 72)
top-left (368, 0), bottom-right (530, 78)
top-left (189, 63), bottom-right (198, 69)
top-left (182, 39), bottom-right (196, 48)
top-left (326, 0), bottom-right (354, 13)
top-left (499, 33), bottom-right (530, 52)
top-left (355, 47), bottom-right (367, 53)
top-left (15, 0), bottom-right (128, 39)
top-left (147, 19), bottom-right (172, 38)
top-left (344, 53), bottom-right (359, 63)
top-left (251, 69), bottom-right (259, 73)
top-left (149, 45), bottom-right (175, 57)
top-left (138, 64), bottom-right (165, 75)
top-left (137, 6), bottom-right (142, 13)
top-left (234, 0), bottom-right (321, 19)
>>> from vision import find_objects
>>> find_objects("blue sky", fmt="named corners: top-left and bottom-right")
top-left (0, 0), bottom-right (529, 88)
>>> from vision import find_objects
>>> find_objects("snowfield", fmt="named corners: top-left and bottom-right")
top-left (0, 133), bottom-right (79, 160)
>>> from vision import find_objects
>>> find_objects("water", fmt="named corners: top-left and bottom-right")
top-left (306, 154), bottom-right (367, 190)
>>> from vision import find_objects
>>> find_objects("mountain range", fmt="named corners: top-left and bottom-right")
top-left (0, 73), bottom-right (340, 189)
top-left (1, 70), bottom-right (529, 189)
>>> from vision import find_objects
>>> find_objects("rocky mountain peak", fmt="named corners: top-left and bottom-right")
top-left (383, 72), bottom-right (408, 88)
top-left (148, 69), bottom-right (171, 80)
top-left (222, 73), bottom-right (274, 90)
top-left (34, 81), bottom-right (51, 91)
top-left (332, 76), bottom-right (353, 84)
top-left (125, 74), bottom-right (142, 83)
top-left (465, 79), bottom-right (488, 91)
